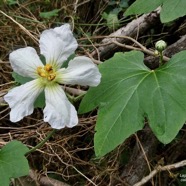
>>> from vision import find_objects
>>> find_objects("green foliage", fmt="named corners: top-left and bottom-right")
top-left (0, 141), bottom-right (29, 186)
top-left (102, 10), bottom-right (121, 30)
top-left (79, 50), bottom-right (186, 157)
top-left (34, 91), bottom-right (45, 108)
top-left (39, 9), bottom-right (61, 19)
top-left (102, 0), bottom-right (129, 30)
top-left (125, 0), bottom-right (163, 15)
top-left (61, 53), bottom-right (75, 68)
top-left (108, 0), bottom-right (129, 8)
top-left (125, 0), bottom-right (186, 23)
top-left (160, 0), bottom-right (186, 23)
top-left (12, 72), bottom-right (33, 85)
top-left (5, 0), bottom-right (18, 5)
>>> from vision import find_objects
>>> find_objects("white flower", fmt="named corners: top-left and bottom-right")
top-left (4, 24), bottom-right (101, 129)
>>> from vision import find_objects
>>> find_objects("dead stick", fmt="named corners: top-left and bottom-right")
top-left (134, 160), bottom-right (186, 186)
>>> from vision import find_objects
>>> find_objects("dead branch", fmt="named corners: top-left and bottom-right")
top-left (29, 169), bottom-right (71, 186)
top-left (91, 9), bottom-right (161, 60)
top-left (112, 40), bottom-right (170, 62)
top-left (134, 160), bottom-right (186, 186)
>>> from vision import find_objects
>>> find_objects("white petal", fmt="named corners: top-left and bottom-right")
top-left (57, 56), bottom-right (101, 86)
top-left (44, 84), bottom-right (78, 129)
top-left (4, 79), bottom-right (44, 122)
top-left (9, 47), bottom-right (43, 78)
top-left (39, 24), bottom-right (78, 70)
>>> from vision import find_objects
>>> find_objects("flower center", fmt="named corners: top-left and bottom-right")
top-left (37, 64), bottom-right (56, 81)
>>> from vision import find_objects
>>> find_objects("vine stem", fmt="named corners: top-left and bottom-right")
top-left (25, 129), bottom-right (56, 156)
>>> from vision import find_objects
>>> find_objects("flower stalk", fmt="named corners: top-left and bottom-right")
top-left (25, 129), bottom-right (56, 155)
top-left (155, 40), bottom-right (167, 66)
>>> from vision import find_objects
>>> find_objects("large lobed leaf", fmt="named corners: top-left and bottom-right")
top-left (125, 0), bottom-right (163, 15)
top-left (79, 51), bottom-right (186, 157)
top-left (124, 0), bottom-right (186, 23)
top-left (160, 0), bottom-right (186, 23)
top-left (0, 140), bottom-right (29, 186)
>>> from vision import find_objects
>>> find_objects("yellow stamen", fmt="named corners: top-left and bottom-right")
top-left (47, 74), bottom-right (56, 81)
top-left (37, 66), bottom-right (42, 74)
top-left (44, 64), bottom-right (53, 72)
top-left (40, 72), bottom-right (47, 77)
top-left (37, 64), bottom-right (56, 81)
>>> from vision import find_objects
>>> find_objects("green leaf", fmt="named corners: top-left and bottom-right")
top-left (61, 53), bottom-right (75, 68)
top-left (34, 91), bottom-right (45, 108)
top-left (125, 0), bottom-right (186, 23)
top-left (102, 9), bottom-right (120, 30)
top-left (5, 0), bottom-right (18, 5)
top-left (0, 140), bottom-right (29, 186)
top-left (40, 54), bottom-right (46, 65)
top-left (124, 0), bottom-right (163, 16)
top-left (160, 0), bottom-right (186, 23)
top-left (79, 51), bottom-right (186, 157)
top-left (12, 72), bottom-right (33, 85)
top-left (39, 9), bottom-right (60, 19)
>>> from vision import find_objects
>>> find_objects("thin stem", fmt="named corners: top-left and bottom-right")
top-left (159, 51), bottom-right (163, 66)
top-left (73, 93), bottom-right (86, 102)
top-left (66, 92), bottom-right (86, 103)
top-left (25, 129), bottom-right (56, 155)
top-left (112, 40), bottom-right (170, 62)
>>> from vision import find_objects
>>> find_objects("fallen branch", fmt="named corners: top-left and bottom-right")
top-left (29, 169), bottom-right (71, 186)
top-left (91, 8), bottom-right (161, 60)
top-left (134, 160), bottom-right (186, 186)
top-left (112, 40), bottom-right (170, 62)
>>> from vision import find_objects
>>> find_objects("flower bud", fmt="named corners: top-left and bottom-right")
top-left (155, 40), bottom-right (167, 52)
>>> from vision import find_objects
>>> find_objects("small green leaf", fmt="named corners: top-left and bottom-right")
top-left (34, 91), bottom-right (45, 108)
top-left (0, 140), bottom-right (29, 186)
top-left (12, 72), bottom-right (33, 85)
top-left (5, 0), bottom-right (18, 5)
top-left (102, 11), bottom-right (120, 30)
top-left (108, 0), bottom-right (117, 6)
top-left (61, 53), bottom-right (75, 68)
top-left (120, 0), bottom-right (129, 8)
top-left (39, 9), bottom-right (60, 19)
top-left (79, 51), bottom-right (186, 157)
top-left (40, 54), bottom-right (46, 65)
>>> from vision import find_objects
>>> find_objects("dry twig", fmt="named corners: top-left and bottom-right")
top-left (134, 160), bottom-right (186, 186)
top-left (0, 10), bottom-right (39, 44)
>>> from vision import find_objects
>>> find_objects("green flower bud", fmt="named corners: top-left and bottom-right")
top-left (155, 40), bottom-right (167, 52)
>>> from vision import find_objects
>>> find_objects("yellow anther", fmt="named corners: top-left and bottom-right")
top-left (47, 74), bottom-right (56, 81)
top-left (37, 66), bottom-right (42, 73)
top-left (40, 72), bottom-right (47, 77)
top-left (37, 64), bottom-right (56, 81)
top-left (44, 64), bottom-right (53, 72)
